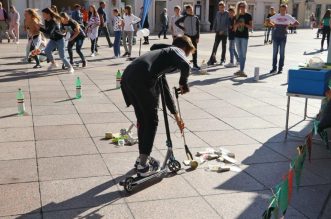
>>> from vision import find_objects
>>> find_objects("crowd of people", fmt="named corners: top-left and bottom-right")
top-left (0, 1), bottom-right (330, 77)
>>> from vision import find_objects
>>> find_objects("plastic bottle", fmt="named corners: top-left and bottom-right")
top-left (16, 88), bottom-right (25, 116)
top-left (254, 67), bottom-right (260, 81)
top-left (200, 60), bottom-right (208, 75)
top-left (116, 70), bottom-right (122, 89)
top-left (75, 77), bottom-right (82, 99)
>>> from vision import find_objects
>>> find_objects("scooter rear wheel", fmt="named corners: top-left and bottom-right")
top-left (124, 177), bottom-right (135, 193)
top-left (168, 160), bottom-right (181, 173)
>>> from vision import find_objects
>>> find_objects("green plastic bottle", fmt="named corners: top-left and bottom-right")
top-left (75, 77), bottom-right (82, 99)
top-left (116, 70), bottom-right (122, 89)
top-left (16, 88), bottom-right (25, 116)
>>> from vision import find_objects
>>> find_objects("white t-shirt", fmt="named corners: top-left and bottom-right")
top-left (123, 14), bottom-right (141, 32)
top-left (270, 13), bottom-right (296, 26)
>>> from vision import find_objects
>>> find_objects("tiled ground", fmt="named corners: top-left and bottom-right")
top-left (0, 29), bottom-right (330, 218)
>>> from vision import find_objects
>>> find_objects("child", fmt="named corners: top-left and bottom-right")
top-left (112, 8), bottom-right (122, 58)
top-left (121, 36), bottom-right (195, 177)
top-left (86, 5), bottom-right (100, 57)
top-left (122, 5), bottom-right (141, 57)
top-left (175, 4), bottom-right (200, 70)
top-left (60, 12), bottom-right (86, 67)
top-left (24, 8), bottom-right (42, 68)
top-left (225, 7), bottom-right (239, 68)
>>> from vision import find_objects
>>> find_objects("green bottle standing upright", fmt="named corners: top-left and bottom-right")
top-left (75, 77), bottom-right (82, 99)
top-left (16, 88), bottom-right (25, 116)
top-left (116, 70), bottom-right (122, 89)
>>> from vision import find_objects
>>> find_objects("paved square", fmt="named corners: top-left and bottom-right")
top-left (0, 29), bottom-right (330, 218)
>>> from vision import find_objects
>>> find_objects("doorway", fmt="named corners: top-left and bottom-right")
top-left (155, 1), bottom-right (166, 32)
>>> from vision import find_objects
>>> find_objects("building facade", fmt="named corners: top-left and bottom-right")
top-left (2, 0), bottom-right (331, 34)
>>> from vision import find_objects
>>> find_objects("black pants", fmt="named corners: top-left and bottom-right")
top-left (90, 38), bottom-right (98, 53)
top-left (321, 26), bottom-right (330, 49)
top-left (68, 36), bottom-right (85, 63)
top-left (121, 79), bottom-right (159, 156)
top-left (210, 33), bottom-right (227, 62)
top-left (186, 35), bottom-right (198, 66)
top-left (158, 25), bottom-right (168, 38)
top-left (144, 36), bottom-right (149, 43)
top-left (97, 26), bottom-right (113, 47)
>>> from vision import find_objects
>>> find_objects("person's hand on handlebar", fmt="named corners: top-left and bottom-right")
top-left (179, 84), bottom-right (189, 94)
top-left (174, 113), bottom-right (185, 133)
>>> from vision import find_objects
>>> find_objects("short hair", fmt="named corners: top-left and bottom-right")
top-left (280, 4), bottom-right (287, 8)
top-left (219, 1), bottom-right (225, 6)
top-left (74, 4), bottom-right (81, 9)
top-left (185, 4), bottom-right (193, 10)
top-left (172, 35), bottom-right (196, 54)
top-left (174, 5), bottom-right (181, 11)
top-left (113, 8), bottom-right (119, 13)
top-left (228, 7), bottom-right (235, 13)
top-left (100, 1), bottom-right (105, 6)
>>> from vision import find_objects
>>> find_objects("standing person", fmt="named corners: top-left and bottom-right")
top-left (71, 4), bottom-right (83, 24)
top-left (0, 2), bottom-right (10, 43)
top-left (111, 8), bottom-right (122, 58)
top-left (60, 12), bottom-right (86, 67)
top-left (269, 4), bottom-right (299, 74)
top-left (310, 13), bottom-right (316, 29)
top-left (265, 7), bottom-right (276, 44)
top-left (175, 4), bottom-right (200, 70)
top-left (170, 5), bottom-right (184, 40)
top-left (24, 8), bottom-right (42, 68)
top-left (233, 1), bottom-right (252, 77)
top-left (122, 5), bottom-right (141, 57)
top-left (207, 1), bottom-right (229, 66)
top-left (158, 8), bottom-right (169, 39)
top-left (86, 5), bottom-right (100, 57)
top-left (97, 1), bottom-right (113, 48)
top-left (8, 6), bottom-right (20, 44)
top-left (139, 7), bottom-right (150, 45)
top-left (81, 6), bottom-right (89, 27)
top-left (121, 36), bottom-right (194, 176)
top-left (39, 7), bottom-right (74, 73)
top-left (320, 9), bottom-right (330, 51)
top-left (225, 7), bottom-right (239, 68)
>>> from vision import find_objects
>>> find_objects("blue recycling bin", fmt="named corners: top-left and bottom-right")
top-left (288, 68), bottom-right (331, 96)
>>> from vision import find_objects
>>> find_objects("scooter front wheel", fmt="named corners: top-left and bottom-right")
top-left (168, 160), bottom-right (181, 173)
top-left (124, 177), bottom-right (135, 193)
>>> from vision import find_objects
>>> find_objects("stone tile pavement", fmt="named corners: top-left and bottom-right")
top-left (0, 29), bottom-right (330, 218)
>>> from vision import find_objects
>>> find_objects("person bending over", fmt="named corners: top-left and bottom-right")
top-left (121, 36), bottom-right (195, 177)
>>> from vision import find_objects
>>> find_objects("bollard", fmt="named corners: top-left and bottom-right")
top-left (254, 67), bottom-right (260, 81)
top-left (75, 77), bottom-right (82, 99)
top-left (16, 88), bottom-right (25, 116)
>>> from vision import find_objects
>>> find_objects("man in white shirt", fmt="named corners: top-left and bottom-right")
top-left (269, 4), bottom-right (299, 74)
top-left (170, 6), bottom-right (184, 40)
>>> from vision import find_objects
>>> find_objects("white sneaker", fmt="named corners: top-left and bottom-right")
top-left (90, 53), bottom-right (95, 57)
top-left (224, 63), bottom-right (235, 68)
top-left (48, 63), bottom-right (58, 70)
top-left (68, 67), bottom-right (74, 74)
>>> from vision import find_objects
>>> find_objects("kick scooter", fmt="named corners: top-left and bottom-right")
top-left (119, 75), bottom-right (181, 193)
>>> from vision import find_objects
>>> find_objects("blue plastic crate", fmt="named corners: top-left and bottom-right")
top-left (288, 68), bottom-right (331, 96)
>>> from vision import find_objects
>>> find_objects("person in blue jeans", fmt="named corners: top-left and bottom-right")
top-left (268, 4), bottom-right (298, 74)
top-left (225, 7), bottom-right (239, 68)
top-left (233, 1), bottom-right (252, 77)
top-left (60, 12), bottom-right (86, 67)
top-left (39, 7), bottom-right (74, 73)
top-left (112, 8), bottom-right (122, 58)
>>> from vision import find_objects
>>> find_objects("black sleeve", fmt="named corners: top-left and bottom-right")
top-left (162, 77), bottom-right (177, 114)
top-left (175, 16), bottom-right (185, 31)
top-left (170, 49), bottom-right (190, 85)
top-left (39, 21), bottom-right (54, 35)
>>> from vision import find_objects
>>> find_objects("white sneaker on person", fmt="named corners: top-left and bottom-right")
top-left (48, 63), bottom-right (58, 70)
top-left (224, 63), bottom-right (235, 68)
top-left (68, 67), bottom-right (74, 74)
top-left (90, 53), bottom-right (95, 57)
